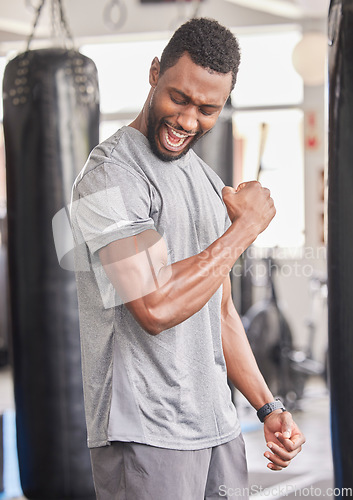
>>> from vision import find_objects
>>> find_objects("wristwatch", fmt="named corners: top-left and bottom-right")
top-left (257, 398), bottom-right (286, 422)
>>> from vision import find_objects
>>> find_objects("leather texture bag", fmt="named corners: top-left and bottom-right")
top-left (3, 48), bottom-right (99, 499)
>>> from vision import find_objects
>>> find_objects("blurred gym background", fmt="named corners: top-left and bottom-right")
top-left (0, 0), bottom-right (348, 499)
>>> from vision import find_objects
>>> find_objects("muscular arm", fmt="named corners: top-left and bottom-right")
top-left (99, 181), bottom-right (275, 335)
top-left (100, 214), bottom-right (255, 335)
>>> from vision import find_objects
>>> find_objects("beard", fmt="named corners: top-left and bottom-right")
top-left (147, 101), bottom-right (204, 162)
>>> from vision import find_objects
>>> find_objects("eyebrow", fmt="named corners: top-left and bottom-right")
top-left (170, 88), bottom-right (222, 109)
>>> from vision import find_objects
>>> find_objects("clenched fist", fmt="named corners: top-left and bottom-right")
top-left (222, 181), bottom-right (276, 241)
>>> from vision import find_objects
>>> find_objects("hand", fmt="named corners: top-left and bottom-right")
top-left (263, 410), bottom-right (305, 471)
top-left (222, 181), bottom-right (276, 239)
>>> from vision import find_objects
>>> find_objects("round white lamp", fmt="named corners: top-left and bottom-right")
top-left (292, 32), bottom-right (327, 86)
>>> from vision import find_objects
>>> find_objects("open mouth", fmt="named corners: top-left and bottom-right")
top-left (161, 123), bottom-right (195, 152)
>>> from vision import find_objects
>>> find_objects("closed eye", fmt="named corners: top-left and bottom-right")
top-left (171, 95), bottom-right (187, 105)
top-left (200, 107), bottom-right (217, 116)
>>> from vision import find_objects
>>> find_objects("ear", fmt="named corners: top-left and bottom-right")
top-left (149, 57), bottom-right (160, 88)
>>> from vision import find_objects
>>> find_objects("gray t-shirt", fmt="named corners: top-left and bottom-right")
top-left (70, 126), bottom-right (241, 449)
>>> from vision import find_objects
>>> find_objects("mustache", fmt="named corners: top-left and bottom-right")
top-left (163, 120), bottom-right (199, 137)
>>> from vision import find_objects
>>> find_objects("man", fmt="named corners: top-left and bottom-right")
top-left (71, 17), bottom-right (305, 499)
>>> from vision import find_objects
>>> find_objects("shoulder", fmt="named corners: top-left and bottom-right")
top-left (73, 127), bottom-right (152, 196)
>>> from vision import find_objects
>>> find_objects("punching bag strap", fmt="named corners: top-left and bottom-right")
top-left (26, 0), bottom-right (45, 51)
top-left (26, 0), bottom-right (75, 52)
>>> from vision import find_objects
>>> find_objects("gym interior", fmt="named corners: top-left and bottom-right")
top-left (0, 0), bottom-right (351, 498)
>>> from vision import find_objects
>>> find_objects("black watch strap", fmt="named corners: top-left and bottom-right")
top-left (257, 398), bottom-right (286, 422)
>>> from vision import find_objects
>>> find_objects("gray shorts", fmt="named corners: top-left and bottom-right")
top-left (90, 433), bottom-right (248, 500)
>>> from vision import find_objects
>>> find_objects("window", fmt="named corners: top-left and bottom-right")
top-left (233, 30), bottom-right (303, 107)
top-left (81, 39), bottom-right (167, 116)
top-left (234, 108), bottom-right (305, 248)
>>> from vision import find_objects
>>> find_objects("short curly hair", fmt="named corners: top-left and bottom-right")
top-left (160, 17), bottom-right (241, 91)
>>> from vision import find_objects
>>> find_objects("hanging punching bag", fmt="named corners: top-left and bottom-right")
top-left (3, 47), bottom-right (99, 499)
top-left (328, 0), bottom-right (353, 491)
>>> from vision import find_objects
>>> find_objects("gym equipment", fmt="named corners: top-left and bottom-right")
top-left (3, 25), bottom-right (99, 500)
top-left (243, 254), bottom-right (327, 409)
top-left (328, 0), bottom-right (353, 490)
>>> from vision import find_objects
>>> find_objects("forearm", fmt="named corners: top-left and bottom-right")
top-left (221, 300), bottom-right (274, 410)
top-left (129, 218), bottom-right (257, 334)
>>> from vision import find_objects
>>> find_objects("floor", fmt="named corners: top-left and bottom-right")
top-left (0, 367), bottom-right (333, 500)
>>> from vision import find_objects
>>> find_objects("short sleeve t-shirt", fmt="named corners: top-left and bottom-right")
top-left (70, 126), bottom-right (240, 449)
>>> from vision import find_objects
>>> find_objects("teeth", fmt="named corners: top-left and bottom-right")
top-left (172, 129), bottom-right (188, 139)
top-left (165, 125), bottom-right (189, 148)
top-left (165, 130), bottom-right (185, 147)
top-left (167, 125), bottom-right (189, 140)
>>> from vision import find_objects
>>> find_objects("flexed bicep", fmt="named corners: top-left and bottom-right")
top-left (99, 229), bottom-right (170, 305)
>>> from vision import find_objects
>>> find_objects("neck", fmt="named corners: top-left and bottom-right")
top-left (129, 89), bottom-right (153, 137)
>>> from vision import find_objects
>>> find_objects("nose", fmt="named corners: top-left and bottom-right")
top-left (176, 106), bottom-right (198, 134)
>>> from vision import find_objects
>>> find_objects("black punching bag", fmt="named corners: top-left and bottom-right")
top-left (3, 48), bottom-right (99, 499)
top-left (328, 0), bottom-right (353, 491)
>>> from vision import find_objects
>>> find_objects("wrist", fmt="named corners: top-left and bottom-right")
top-left (226, 217), bottom-right (258, 251)
top-left (263, 408), bottom-right (284, 422)
top-left (257, 398), bottom-right (286, 423)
